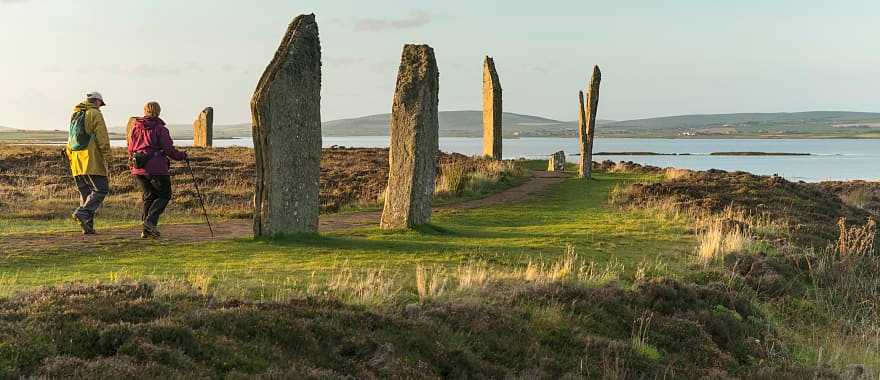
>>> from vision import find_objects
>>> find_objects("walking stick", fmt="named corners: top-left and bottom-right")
top-left (185, 158), bottom-right (214, 238)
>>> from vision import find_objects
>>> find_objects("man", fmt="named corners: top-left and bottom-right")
top-left (66, 91), bottom-right (112, 235)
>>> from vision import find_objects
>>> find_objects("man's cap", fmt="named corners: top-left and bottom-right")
top-left (86, 91), bottom-right (106, 105)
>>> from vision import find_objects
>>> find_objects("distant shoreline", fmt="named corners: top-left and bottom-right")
top-left (589, 151), bottom-right (812, 157)
top-left (0, 133), bottom-right (873, 147)
top-left (4, 134), bottom-right (880, 144)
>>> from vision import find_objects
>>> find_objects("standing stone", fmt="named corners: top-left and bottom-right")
top-left (583, 65), bottom-right (602, 179)
top-left (380, 44), bottom-right (440, 230)
top-left (251, 14), bottom-right (322, 237)
top-left (193, 107), bottom-right (214, 147)
top-left (482, 56), bottom-right (502, 160)
top-left (577, 91), bottom-right (588, 177)
top-left (125, 117), bottom-right (137, 147)
top-left (548, 151), bottom-right (566, 172)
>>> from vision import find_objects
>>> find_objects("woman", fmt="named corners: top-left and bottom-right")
top-left (128, 101), bottom-right (187, 238)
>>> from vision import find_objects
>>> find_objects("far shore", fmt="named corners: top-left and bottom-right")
top-left (5, 130), bottom-right (880, 143)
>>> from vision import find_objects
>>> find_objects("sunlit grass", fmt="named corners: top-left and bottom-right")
top-left (0, 171), bottom-right (694, 297)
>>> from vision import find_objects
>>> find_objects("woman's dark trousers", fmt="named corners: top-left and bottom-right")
top-left (135, 175), bottom-right (172, 226)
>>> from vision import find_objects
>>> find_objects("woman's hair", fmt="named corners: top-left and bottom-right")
top-left (144, 102), bottom-right (161, 118)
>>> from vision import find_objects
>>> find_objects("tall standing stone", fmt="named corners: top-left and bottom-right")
top-left (577, 91), bottom-right (588, 177)
top-left (380, 44), bottom-right (440, 230)
top-left (193, 107), bottom-right (214, 147)
top-left (583, 65), bottom-right (602, 179)
top-left (251, 14), bottom-right (322, 236)
top-left (482, 56), bottom-right (502, 160)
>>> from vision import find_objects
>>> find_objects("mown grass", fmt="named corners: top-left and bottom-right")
top-left (0, 171), bottom-right (693, 299)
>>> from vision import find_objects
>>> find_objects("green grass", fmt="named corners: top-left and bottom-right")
top-left (0, 171), bottom-right (694, 298)
top-left (2, 165), bottom-right (868, 377)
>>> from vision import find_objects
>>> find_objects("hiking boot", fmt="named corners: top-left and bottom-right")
top-left (140, 230), bottom-right (150, 239)
top-left (143, 221), bottom-right (161, 239)
top-left (72, 212), bottom-right (96, 235)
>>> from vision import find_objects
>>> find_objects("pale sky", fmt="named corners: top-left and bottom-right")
top-left (1, 0), bottom-right (879, 129)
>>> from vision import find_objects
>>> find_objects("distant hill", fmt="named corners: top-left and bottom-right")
top-left (322, 110), bottom-right (880, 138)
top-left (602, 111), bottom-right (880, 137)
top-left (8, 110), bottom-right (880, 141)
top-left (323, 111), bottom-right (577, 137)
top-left (108, 111), bottom-right (575, 139)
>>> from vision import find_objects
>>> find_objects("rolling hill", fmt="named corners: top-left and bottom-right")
top-left (602, 111), bottom-right (880, 137)
top-left (322, 111), bottom-right (576, 137)
top-left (7, 110), bottom-right (880, 142)
top-left (111, 111), bottom-right (575, 139)
top-left (606, 111), bottom-right (880, 129)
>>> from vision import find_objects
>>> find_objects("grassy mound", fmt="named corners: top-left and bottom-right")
top-left (0, 280), bottom-right (826, 379)
top-left (614, 168), bottom-right (880, 372)
top-left (621, 169), bottom-right (871, 247)
top-left (817, 180), bottom-right (880, 216)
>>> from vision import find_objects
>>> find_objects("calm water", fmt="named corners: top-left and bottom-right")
top-left (110, 137), bottom-right (879, 182)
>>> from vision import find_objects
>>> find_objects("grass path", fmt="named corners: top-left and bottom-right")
top-left (0, 171), bottom-right (563, 254)
top-left (0, 171), bottom-right (694, 298)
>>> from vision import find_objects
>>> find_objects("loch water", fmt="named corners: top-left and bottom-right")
top-left (111, 137), bottom-right (879, 182)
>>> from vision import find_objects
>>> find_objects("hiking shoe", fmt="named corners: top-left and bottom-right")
top-left (72, 212), bottom-right (96, 235)
top-left (143, 222), bottom-right (161, 239)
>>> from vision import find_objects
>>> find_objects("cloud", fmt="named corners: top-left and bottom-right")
top-left (1, 0), bottom-right (29, 3)
top-left (77, 63), bottom-right (208, 77)
top-left (325, 57), bottom-right (368, 67)
top-left (353, 10), bottom-right (432, 32)
top-left (528, 65), bottom-right (551, 74)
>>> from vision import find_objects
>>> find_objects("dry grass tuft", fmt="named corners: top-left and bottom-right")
top-left (837, 217), bottom-right (876, 259)
top-left (435, 158), bottom-right (524, 198)
top-left (186, 269), bottom-right (214, 296)
top-left (457, 261), bottom-right (490, 291)
top-left (328, 267), bottom-right (400, 304)
top-left (415, 265), bottom-right (447, 303)
top-left (663, 167), bottom-right (692, 181)
top-left (631, 311), bottom-right (659, 360)
top-left (839, 188), bottom-right (873, 210)
top-left (697, 218), bottom-right (753, 264)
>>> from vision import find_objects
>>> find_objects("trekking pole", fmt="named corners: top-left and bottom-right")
top-left (185, 158), bottom-right (214, 238)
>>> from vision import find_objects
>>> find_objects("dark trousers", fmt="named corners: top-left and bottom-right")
top-left (135, 175), bottom-right (172, 226)
top-left (74, 175), bottom-right (110, 223)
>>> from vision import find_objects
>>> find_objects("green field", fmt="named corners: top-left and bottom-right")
top-left (0, 171), bottom-right (691, 298)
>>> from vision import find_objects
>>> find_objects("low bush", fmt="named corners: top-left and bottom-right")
top-left (0, 274), bottom-right (828, 379)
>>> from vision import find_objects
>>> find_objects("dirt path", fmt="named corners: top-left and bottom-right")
top-left (2, 171), bottom-right (566, 254)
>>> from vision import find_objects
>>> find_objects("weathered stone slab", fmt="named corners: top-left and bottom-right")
top-left (583, 65), bottom-right (602, 179)
top-left (548, 151), bottom-right (566, 172)
top-left (193, 107), bottom-right (214, 147)
top-left (577, 91), bottom-right (588, 177)
top-left (482, 56), bottom-right (502, 160)
top-left (380, 44), bottom-right (440, 230)
top-left (251, 14), bottom-right (322, 236)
